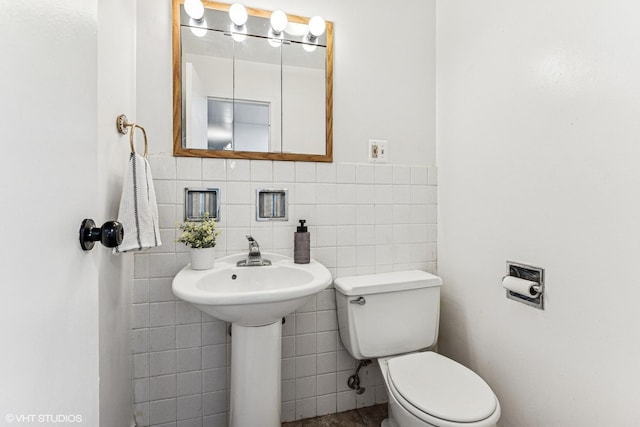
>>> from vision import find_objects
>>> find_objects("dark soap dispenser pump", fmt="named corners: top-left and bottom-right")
top-left (294, 219), bottom-right (310, 264)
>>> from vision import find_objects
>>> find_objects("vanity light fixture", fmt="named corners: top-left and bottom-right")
top-left (267, 10), bottom-right (287, 47)
top-left (189, 18), bottom-right (208, 37)
top-left (184, 0), bottom-right (206, 36)
top-left (231, 25), bottom-right (247, 42)
top-left (307, 15), bottom-right (326, 40)
top-left (304, 15), bottom-right (326, 51)
top-left (229, 3), bottom-right (248, 27)
top-left (267, 34), bottom-right (283, 48)
top-left (229, 3), bottom-right (248, 42)
top-left (303, 42), bottom-right (317, 53)
top-left (184, 0), bottom-right (204, 20)
top-left (270, 10), bottom-right (288, 35)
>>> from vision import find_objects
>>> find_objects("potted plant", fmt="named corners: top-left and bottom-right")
top-left (177, 213), bottom-right (220, 270)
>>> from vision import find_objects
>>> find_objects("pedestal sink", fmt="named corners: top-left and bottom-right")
top-left (172, 252), bottom-right (332, 427)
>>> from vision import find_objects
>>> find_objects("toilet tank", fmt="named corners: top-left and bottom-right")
top-left (334, 270), bottom-right (442, 360)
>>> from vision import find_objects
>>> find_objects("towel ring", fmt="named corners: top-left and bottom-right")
top-left (116, 114), bottom-right (148, 157)
top-left (129, 124), bottom-right (148, 157)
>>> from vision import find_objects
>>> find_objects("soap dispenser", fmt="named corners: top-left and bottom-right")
top-left (294, 219), bottom-right (310, 264)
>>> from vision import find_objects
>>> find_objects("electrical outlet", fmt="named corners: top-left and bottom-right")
top-left (368, 139), bottom-right (388, 163)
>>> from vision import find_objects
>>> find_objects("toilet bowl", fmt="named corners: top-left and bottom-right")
top-left (334, 270), bottom-right (501, 427)
top-left (379, 353), bottom-right (500, 427)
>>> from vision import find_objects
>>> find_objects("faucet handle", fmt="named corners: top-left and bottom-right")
top-left (246, 235), bottom-right (260, 253)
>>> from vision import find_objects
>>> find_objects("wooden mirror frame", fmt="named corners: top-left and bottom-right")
top-left (172, 0), bottom-right (333, 162)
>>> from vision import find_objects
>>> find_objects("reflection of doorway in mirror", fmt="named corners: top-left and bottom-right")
top-left (207, 98), bottom-right (271, 152)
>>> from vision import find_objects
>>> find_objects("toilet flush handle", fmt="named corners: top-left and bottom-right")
top-left (350, 296), bottom-right (366, 305)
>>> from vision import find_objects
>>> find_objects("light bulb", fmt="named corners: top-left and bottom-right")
top-left (270, 10), bottom-right (288, 34)
top-left (229, 3), bottom-right (248, 27)
top-left (268, 35), bottom-right (283, 48)
top-left (184, 0), bottom-right (204, 21)
top-left (231, 25), bottom-right (247, 42)
top-left (303, 42), bottom-right (317, 53)
top-left (308, 16), bottom-right (326, 37)
top-left (189, 18), bottom-right (207, 37)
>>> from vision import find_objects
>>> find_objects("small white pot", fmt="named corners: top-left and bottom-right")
top-left (190, 247), bottom-right (215, 270)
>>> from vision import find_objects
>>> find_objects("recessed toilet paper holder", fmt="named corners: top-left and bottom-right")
top-left (504, 261), bottom-right (545, 310)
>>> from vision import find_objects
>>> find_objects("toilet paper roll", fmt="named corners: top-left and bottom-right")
top-left (502, 276), bottom-right (540, 297)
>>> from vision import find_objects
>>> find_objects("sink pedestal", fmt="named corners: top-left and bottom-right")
top-left (230, 321), bottom-right (282, 427)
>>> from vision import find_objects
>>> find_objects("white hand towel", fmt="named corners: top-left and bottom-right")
top-left (114, 153), bottom-right (162, 253)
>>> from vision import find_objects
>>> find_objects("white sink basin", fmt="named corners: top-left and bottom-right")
top-left (172, 252), bottom-right (332, 326)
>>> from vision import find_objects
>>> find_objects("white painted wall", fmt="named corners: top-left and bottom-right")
top-left (0, 1), bottom-right (136, 425)
top-left (0, 0), bottom-right (100, 423)
top-left (97, 0), bottom-right (136, 425)
top-left (137, 0), bottom-right (436, 166)
top-left (437, 1), bottom-right (640, 426)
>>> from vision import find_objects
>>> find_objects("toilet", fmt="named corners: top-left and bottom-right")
top-left (334, 270), bottom-right (501, 427)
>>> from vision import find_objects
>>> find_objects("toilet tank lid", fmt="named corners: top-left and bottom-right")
top-left (334, 270), bottom-right (442, 296)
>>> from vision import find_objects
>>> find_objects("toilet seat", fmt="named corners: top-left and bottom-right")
top-left (386, 352), bottom-right (498, 426)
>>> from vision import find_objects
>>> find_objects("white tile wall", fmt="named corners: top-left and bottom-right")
top-left (132, 158), bottom-right (437, 426)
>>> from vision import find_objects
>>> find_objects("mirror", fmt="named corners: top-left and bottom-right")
top-left (172, 0), bottom-right (333, 162)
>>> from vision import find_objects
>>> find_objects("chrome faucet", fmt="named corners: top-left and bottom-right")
top-left (237, 235), bottom-right (271, 267)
